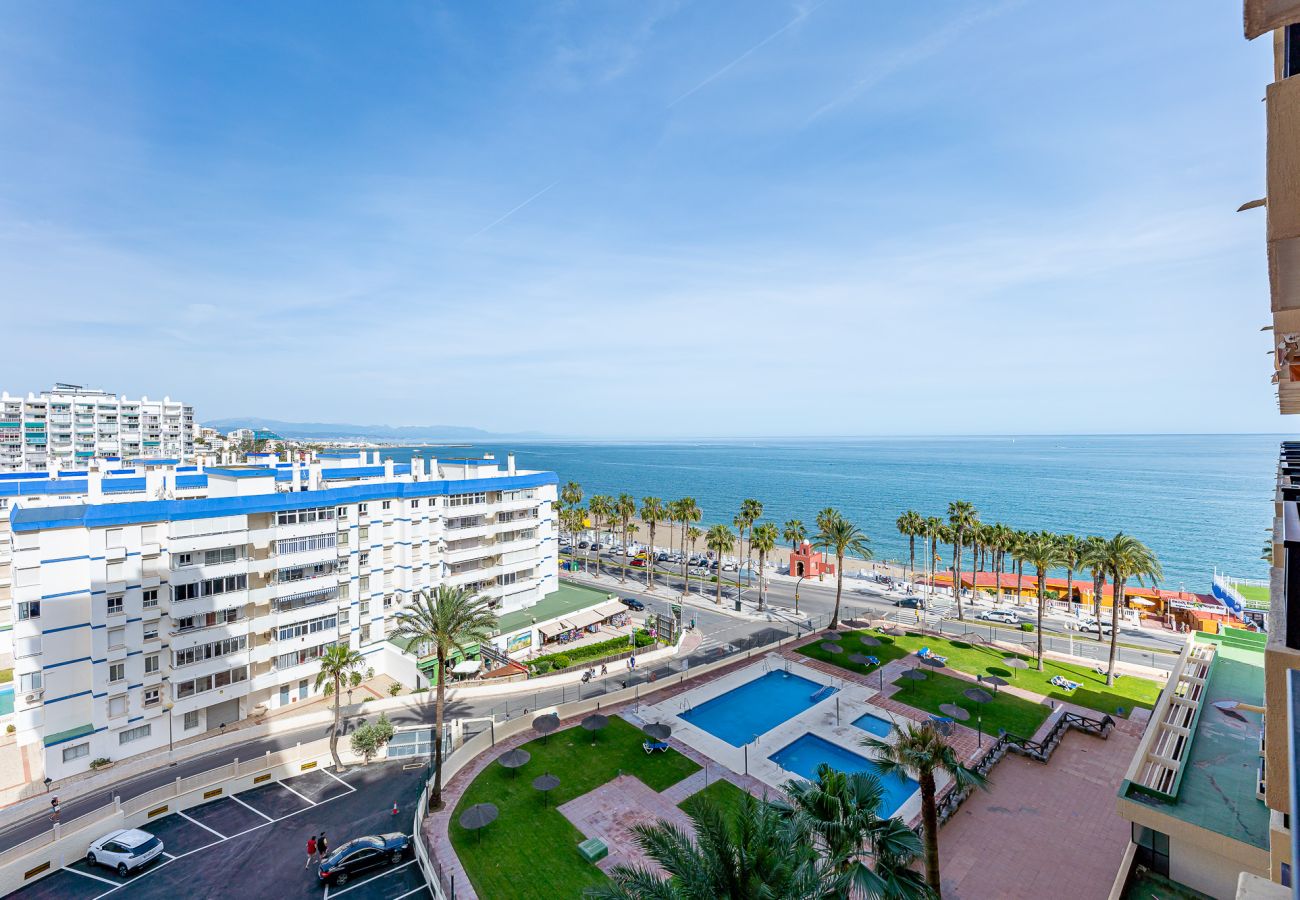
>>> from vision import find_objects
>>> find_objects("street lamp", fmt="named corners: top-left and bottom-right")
top-left (795, 575), bottom-right (807, 616)
top-left (164, 703), bottom-right (175, 764)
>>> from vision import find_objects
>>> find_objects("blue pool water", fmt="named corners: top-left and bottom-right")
top-left (680, 670), bottom-right (836, 747)
top-left (0, 686), bottom-right (12, 717)
top-left (852, 712), bottom-right (894, 737)
top-left (769, 733), bottom-right (919, 817)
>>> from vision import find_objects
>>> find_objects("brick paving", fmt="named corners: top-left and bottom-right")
top-left (558, 774), bottom-right (694, 877)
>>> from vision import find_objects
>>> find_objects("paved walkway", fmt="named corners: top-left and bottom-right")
top-left (559, 774), bottom-right (693, 878)
top-left (937, 718), bottom-right (1144, 900)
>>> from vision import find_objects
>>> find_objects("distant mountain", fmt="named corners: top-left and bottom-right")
top-left (202, 417), bottom-right (546, 442)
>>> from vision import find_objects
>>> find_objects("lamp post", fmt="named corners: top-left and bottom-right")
top-left (795, 575), bottom-right (807, 617)
top-left (164, 702), bottom-right (175, 764)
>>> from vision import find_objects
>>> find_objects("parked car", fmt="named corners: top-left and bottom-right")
top-left (318, 833), bottom-right (411, 887)
top-left (620, 597), bottom-right (645, 611)
top-left (578, 541), bottom-right (590, 549)
top-left (86, 828), bottom-right (165, 877)
top-left (977, 609), bottom-right (1019, 624)
top-left (656, 552), bottom-right (670, 562)
top-left (894, 596), bottom-right (925, 609)
top-left (721, 561), bottom-right (737, 572)
top-left (630, 557), bottom-right (647, 567)
top-left (1078, 619), bottom-right (1114, 635)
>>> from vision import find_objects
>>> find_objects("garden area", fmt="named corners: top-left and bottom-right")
top-left (527, 629), bottom-right (660, 675)
top-left (798, 629), bottom-right (1162, 719)
top-left (450, 716), bottom-right (701, 897)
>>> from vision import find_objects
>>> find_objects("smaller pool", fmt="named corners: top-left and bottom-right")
top-left (852, 712), bottom-right (894, 737)
top-left (769, 733), bottom-right (918, 818)
top-left (0, 686), bottom-right (12, 718)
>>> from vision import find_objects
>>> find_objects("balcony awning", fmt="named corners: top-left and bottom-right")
top-left (538, 620), bottom-right (574, 639)
top-left (567, 608), bottom-right (605, 630)
top-left (594, 600), bottom-right (627, 618)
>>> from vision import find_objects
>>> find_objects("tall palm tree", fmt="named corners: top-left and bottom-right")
top-left (706, 524), bottom-right (736, 605)
top-left (783, 518), bottom-right (807, 549)
top-left (1058, 533), bottom-right (1081, 614)
top-left (815, 508), bottom-right (839, 582)
top-left (560, 481), bottom-right (583, 544)
top-left (1009, 531), bottom-right (1028, 606)
top-left (674, 498), bottom-right (702, 596)
top-left (640, 497), bottom-right (668, 591)
top-left (315, 643), bottom-right (365, 772)
top-left (864, 721), bottom-right (988, 898)
top-left (777, 764), bottom-right (931, 900)
top-left (750, 522), bottom-right (779, 611)
top-left (739, 498), bottom-right (763, 586)
top-left (988, 523), bottom-right (1011, 604)
top-left (814, 512), bottom-right (871, 629)
top-left (1098, 533), bottom-right (1162, 686)
top-left (1079, 535), bottom-right (1108, 640)
top-left (589, 495), bottom-right (612, 578)
top-left (616, 493), bottom-right (636, 583)
top-left (391, 585), bottom-right (498, 810)
top-left (571, 505), bottom-right (590, 573)
top-left (946, 501), bottom-right (977, 619)
top-left (923, 516), bottom-right (943, 606)
top-left (1019, 530), bottom-right (1066, 671)
top-left (896, 511), bottom-right (924, 585)
top-left (589, 793), bottom-right (843, 900)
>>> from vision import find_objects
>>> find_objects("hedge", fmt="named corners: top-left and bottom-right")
top-left (528, 629), bottom-right (661, 674)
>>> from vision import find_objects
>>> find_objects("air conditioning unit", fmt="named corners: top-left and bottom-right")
top-left (25, 691), bottom-right (42, 704)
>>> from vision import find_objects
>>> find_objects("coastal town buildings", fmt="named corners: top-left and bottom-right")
top-left (0, 449), bottom-right (558, 783)
top-left (0, 385), bottom-right (194, 473)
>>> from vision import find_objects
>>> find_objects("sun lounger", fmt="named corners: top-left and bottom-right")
top-left (643, 740), bottom-right (669, 754)
top-left (1094, 666), bottom-right (1122, 679)
top-left (1050, 675), bottom-right (1081, 691)
top-left (866, 656), bottom-right (880, 666)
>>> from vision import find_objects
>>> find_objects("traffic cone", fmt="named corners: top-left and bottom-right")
top-left (391, 801), bottom-right (399, 816)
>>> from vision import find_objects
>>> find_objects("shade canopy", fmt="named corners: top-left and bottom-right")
top-left (1004, 657), bottom-right (1030, 670)
top-left (821, 642), bottom-right (844, 654)
top-left (594, 600), bottom-right (627, 618)
top-left (538, 620), bottom-right (574, 639)
top-left (1128, 598), bottom-right (1154, 607)
top-left (880, 625), bottom-right (906, 636)
top-left (939, 703), bottom-right (971, 721)
top-left (643, 723), bottom-right (671, 742)
top-left (459, 803), bottom-right (499, 831)
top-left (581, 714), bottom-right (609, 732)
top-left (847, 653), bottom-right (873, 666)
top-left (963, 687), bottom-right (994, 704)
top-left (980, 675), bottom-right (1009, 689)
top-left (497, 748), bottom-right (531, 770)
top-left (567, 608), bottom-right (605, 630)
top-left (919, 656), bottom-right (945, 668)
top-left (899, 669), bottom-right (928, 682)
top-left (857, 636), bottom-right (882, 647)
top-left (532, 713), bottom-right (560, 735)
top-left (452, 660), bottom-right (482, 675)
top-left (532, 772), bottom-right (561, 793)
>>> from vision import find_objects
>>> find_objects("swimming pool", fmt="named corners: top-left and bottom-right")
top-left (769, 733), bottom-right (919, 817)
top-left (680, 670), bottom-right (836, 747)
top-left (0, 686), bottom-right (10, 718)
top-left (851, 712), bottom-right (894, 737)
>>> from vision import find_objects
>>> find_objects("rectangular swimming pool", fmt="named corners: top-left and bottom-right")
top-left (769, 733), bottom-right (919, 817)
top-left (851, 712), bottom-right (894, 737)
top-left (680, 669), bottom-right (836, 747)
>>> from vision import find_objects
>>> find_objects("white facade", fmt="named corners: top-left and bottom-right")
top-left (0, 384), bottom-right (194, 472)
top-left (3, 450), bottom-right (557, 782)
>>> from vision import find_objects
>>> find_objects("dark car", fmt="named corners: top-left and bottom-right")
top-left (894, 596), bottom-right (925, 609)
top-left (620, 597), bottom-right (645, 611)
top-left (317, 833), bottom-right (410, 887)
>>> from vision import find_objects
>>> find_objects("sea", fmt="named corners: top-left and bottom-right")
top-left (377, 435), bottom-right (1286, 590)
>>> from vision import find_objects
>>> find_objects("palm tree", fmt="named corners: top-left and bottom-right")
top-left (686, 526), bottom-right (703, 580)
top-left (589, 793), bottom-right (842, 899)
top-left (946, 501), bottom-right (977, 619)
top-left (315, 643), bottom-right (365, 772)
top-left (673, 498), bottom-right (702, 596)
top-left (739, 498), bottom-right (763, 586)
top-left (750, 522), bottom-right (779, 611)
top-left (1009, 531), bottom-right (1028, 606)
top-left (923, 516), bottom-right (943, 606)
top-left (560, 481), bottom-right (583, 544)
top-left (814, 512), bottom-right (871, 629)
top-left (1098, 533), bottom-right (1162, 686)
top-left (815, 508), bottom-right (839, 582)
top-left (988, 523), bottom-right (1011, 605)
top-left (705, 524), bottom-right (736, 605)
top-left (1019, 531), bottom-right (1066, 671)
top-left (777, 764), bottom-right (931, 899)
top-left (896, 511), bottom-right (924, 585)
top-left (1058, 533), bottom-right (1081, 614)
top-left (589, 495), bottom-right (612, 578)
top-left (640, 497), bottom-right (668, 591)
top-left (1079, 536), bottom-right (1108, 641)
top-left (390, 584), bottom-right (498, 810)
top-left (571, 505), bottom-right (590, 573)
top-left (865, 721), bottom-right (988, 898)
top-left (616, 493), bottom-right (636, 583)
top-left (783, 518), bottom-right (807, 549)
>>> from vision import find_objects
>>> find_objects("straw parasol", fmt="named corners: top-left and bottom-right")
top-left (497, 748), bottom-right (531, 776)
top-left (581, 713), bottom-right (609, 745)
top-left (532, 772), bottom-right (561, 806)
top-left (459, 803), bottom-right (498, 842)
top-left (962, 687), bottom-right (994, 747)
top-left (979, 674), bottom-right (1008, 695)
top-left (643, 723), bottom-right (671, 742)
top-left (821, 642), bottom-right (844, 654)
top-left (532, 712), bottom-right (560, 744)
top-left (939, 703), bottom-right (970, 721)
top-left (857, 635), bottom-right (882, 647)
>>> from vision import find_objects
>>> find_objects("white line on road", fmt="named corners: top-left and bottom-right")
top-left (64, 866), bottom-right (121, 887)
top-left (325, 860), bottom-right (417, 898)
top-left (179, 810), bottom-right (226, 839)
top-left (322, 767), bottom-right (357, 791)
top-left (390, 886), bottom-right (431, 900)
top-left (161, 851), bottom-right (176, 859)
top-left (276, 779), bottom-right (318, 806)
top-left (229, 793), bottom-right (274, 821)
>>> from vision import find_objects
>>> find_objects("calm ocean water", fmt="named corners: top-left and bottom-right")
top-left (380, 435), bottom-right (1284, 590)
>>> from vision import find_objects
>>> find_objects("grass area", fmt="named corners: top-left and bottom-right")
top-left (677, 778), bottom-right (754, 826)
top-left (1235, 583), bottom-right (1269, 604)
top-left (806, 630), bottom-right (1161, 718)
top-left (796, 631), bottom-right (911, 676)
top-left (892, 670), bottom-right (1052, 737)
top-left (450, 716), bottom-right (701, 898)
top-left (0, 668), bottom-right (11, 684)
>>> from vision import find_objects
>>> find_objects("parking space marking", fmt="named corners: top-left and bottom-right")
top-left (391, 886), bottom-right (430, 900)
top-left (63, 867), bottom-right (120, 887)
top-left (160, 852), bottom-right (176, 860)
top-left (178, 811), bottom-right (226, 840)
top-left (228, 794), bottom-right (274, 821)
top-left (322, 768), bottom-right (357, 791)
top-left (276, 780), bottom-right (317, 806)
top-left (325, 860), bottom-right (417, 899)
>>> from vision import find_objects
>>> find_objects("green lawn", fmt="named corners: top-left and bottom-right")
top-left (1235, 583), bottom-right (1269, 604)
top-left (795, 631), bottom-right (911, 676)
top-left (678, 777), bottom-right (755, 825)
top-left (450, 716), bottom-right (701, 899)
top-left (807, 630), bottom-right (1161, 718)
top-left (892, 670), bottom-right (1052, 737)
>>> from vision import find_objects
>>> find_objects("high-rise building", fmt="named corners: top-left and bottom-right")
top-left (0, 384), bottom-right (194, 472)
top-left (2, 450), bottom-right (558, 782)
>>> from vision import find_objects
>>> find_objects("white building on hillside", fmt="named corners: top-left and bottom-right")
top-left (0, 384), bottom-right (194, 472)
top-left (1, 449), bottom-right (557, 782)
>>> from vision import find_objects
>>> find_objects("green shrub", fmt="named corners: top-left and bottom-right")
top-left (5, 724), bottom-right (14, 734)
top-left (349, 713), bottom-right (395, 763)
top-left (388, 682), bottom-right (403, 697)
top-left (1020, 622), bottom-right (1034, 632)
top-left (411, 686), bottom-right (428, 694)
top-left (90, 757), bottom-right (112, 770)
top-left (532, 659), bottom-right (553, 674)
top-left (551, 654), bottom-right (573, 670)
top-left (633, 630), bottom-right (654, 648)
top-left (0, 668), bottom-right (12, 684)
top-left (361, 696), bottom-right (375, 703)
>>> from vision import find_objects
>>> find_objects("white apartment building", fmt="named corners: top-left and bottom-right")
top-left (3, 450), bottom-right (557, 782)
top-left (0, 384), bottom-right (194, 472)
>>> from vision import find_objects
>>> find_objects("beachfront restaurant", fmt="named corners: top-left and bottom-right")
top-left (924, 571), bottom-right (1208, 621)
top-left (487, 581), bottom-right (635, 659)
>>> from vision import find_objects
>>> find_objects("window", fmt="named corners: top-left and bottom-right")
top-left (109, 662), bottom-right (125, 682)
top-left (106, 528), bottom-right (124, 548)
top-left (108, 695), bottom-right (127, 718)
top-left (273, 586), bottom-right (338, 613)
top-left (276, 560), bottom-right (338, 583)
top-left (358, 526), bottom-right (369, 542)
top-left (174, 666), bottom-right (247, 699)
top-left (19, 671), bottom-right (42, 692)
top-left (174, 636), bottom-right (247, 667)
top-left (14, 635), bottom-right (41, 658)
top-left (411, 499), bottom-right (420, 508)
top-left (277, 615), bottom-right (336, 641)
top-left (204, 546), bottom-right (239, 566)
top-left (359, 575), bottom-right (370, 594)
top-left (119, 724), bottom-right (151, 745)
top-left (143, 620), bottom-right (159, 641)
top-left (143, 687), bottom-right (161, 706)
top-left (382, 500), bottom-right (391, 511)
top-left (108, 627), bottom-right (125, 649)
top-left (336, 506), bottom-right (349, 518)
top-left (106, 594), bottom-right (124, 615)
top-left (63, 743), bottom-right (90, 763)
top-left (145, 653), bottom-right (159, 674)
top-left (338, 531), bottom-right (350, 547)
top-left (359, 600), bottom-right (370, 617)
top-left (448, 492), bottom-right (488, 507)
top-left (358, 503), bottom-right (368, 515)
top-left (384, 594), bottom-right (394, 610)
top-left (276, 506), bottom-right (335, 526)
top-left (1132, 825), bottom-right (1169, 877)
top-left (274, 642), bottom-right (335, 670)
top-left (275, 534), bottom-right (336, 555)
top-left (18, 600), bottom-right (40, 620)
top-left (339, 582), bottom-right (350, 601)
top-left (359, 551), bottom-right (370, 568)
top-left (172, 573), bottom-right (247, 602)
top-left (106, 561), bottom-right (124, 582)
top-left (142, 588), bottom-right (158, 609)
top-left (174, 552), bottom-right (194, 567)
top-left (183, 710), bottom-right (199, 731)
top-left (338, 607), bottom-right (350, 626)
top-left (360, 624), bottom-right (372, 644)
top-left (173, 608), bottom-right (241, 632)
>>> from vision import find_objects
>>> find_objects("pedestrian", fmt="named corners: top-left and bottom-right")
top-left (318, 832), bottom-right (328, 859)
top-left (50, 796), bottom-right (60, 822)
top-left (305, 835), bottom-right (317, 868)
top-left (600, 663), bottom-right (607, 676)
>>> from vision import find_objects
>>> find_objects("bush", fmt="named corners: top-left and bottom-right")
top-left (361, 696), bottom-right (375, 703)
top-left (388, 682), bottom-right (403, 697)
top-left (90, 757), bottom-right (112, 770)
top-left (0, 668), bottom-right (12, 684)
top-left (1020, 622), bottom-right (1035, 632)
top-left (5, 724), bottom-right (14, 734)
top-left (633, 629), bottom-right (655, 648)
top-left (550, 654), bottom-right (572, 670)
top-left (532, 659), bottom-right (553, 675)
top-left (411, 686), bottom-right (428, 694)
top-left (349, 713), bottom-right (396, 763)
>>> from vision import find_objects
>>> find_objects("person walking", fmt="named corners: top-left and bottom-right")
top-left (317, 833), bottom-right (329, 859)
top-left (305, 835), bottom-right (317, 868)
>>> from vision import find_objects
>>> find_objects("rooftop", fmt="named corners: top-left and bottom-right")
top-left (495, 580), bottom-right (615, 636)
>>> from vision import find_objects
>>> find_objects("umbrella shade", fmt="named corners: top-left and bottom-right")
top-left (532, 713), bottom-right (560, 735)
top-left (963, 687), bottom-right (994, 704)
top-left (532, 772), bottom-right (561, 793)
top-left (899, 669), bottom-right (928, 682)
top-left (459, 803), bottom-right (499, 831)
top-left (980, 675), bottom-right (1009, 689)
top-left (847, 653), bottom-right (873, 666)
top-left (643, 723), bottom-right (671, 742)
top-left (581, 714), bottom-right (609, 732)
top-left (821, 631), bottom-right (843, 641)
top-left (1128, 598), bottom-right (1154, 607)
top-left (821, 642), bottom-right (844, 654)
top-left (881, 626), bottom-right (906, 636)
top-left (920, 656), bottom-right (945, 668)
top-left (497, 748), bottom-right (531, 771)
top-left (939, 703), bottom-right (971, 721)
top-left (1004, 657), bottom-right (1029, 670)
top-left (858, 636), bottom-right (882, 647)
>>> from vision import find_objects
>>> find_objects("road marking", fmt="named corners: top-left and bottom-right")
top-left (322, 767), bottom-right (357, 791)
top-left (276, 779), bottom-right (318, 806)
top-left (326, 860), bottom-right (417, 898)
top-left (161, 851), bottom-right (176, 859)
top-left (65, 866), bottom-right (121, 886)
top-left (229, 793), bottom-right (274, 821)
top-left (391, 886), bottom-right (430, 900)
top-left (179, 811), bottom-right (226, 839)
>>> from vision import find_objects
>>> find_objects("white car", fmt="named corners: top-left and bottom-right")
top-left (976, 609), bottom-right (1019, 624)
top-left (1078, 619), bottom-right (1114, 635)
top-left (86, 828), bottom-right (165, 876)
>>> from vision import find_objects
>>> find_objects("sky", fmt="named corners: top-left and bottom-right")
top-left (0, 2), bottom-right (1283, 437)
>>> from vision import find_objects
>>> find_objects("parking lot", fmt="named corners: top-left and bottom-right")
top-left (12, 759), bottom-right (432, 900)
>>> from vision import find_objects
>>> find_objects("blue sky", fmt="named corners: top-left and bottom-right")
top-left (0, 2), bottom-right (1281, 437)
